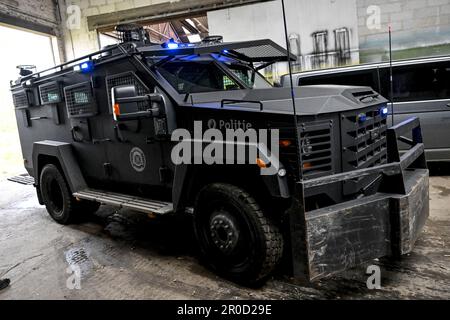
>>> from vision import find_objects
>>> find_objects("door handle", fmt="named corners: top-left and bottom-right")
top-left (30, 116), bottom-right (48, 120)
top-left (92, 138), bottom-right (112, 144)
top-left (446, 103), bottom-right (450, 108)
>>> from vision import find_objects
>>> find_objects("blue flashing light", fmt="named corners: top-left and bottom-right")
top-left (166, 39), bottom-right (179, 49)
top-left (380, 106), bottom-right (389, 117)
top-left (79, 61), bottom-right (94, 73)
top-left (357, 113), bottom-right (367, 123)
top-left (222, 49), bottom-right (229, 54)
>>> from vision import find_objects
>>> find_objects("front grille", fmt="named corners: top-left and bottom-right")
top-left (341, 105), bottom-right (388, 196)
top-left (299, 120), bottom-right (334, 179)
top-left (341, 106), bottom-right (388, 172)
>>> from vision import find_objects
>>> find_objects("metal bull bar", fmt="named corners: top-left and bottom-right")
top-left (288, 117), bottom-right (429, 281)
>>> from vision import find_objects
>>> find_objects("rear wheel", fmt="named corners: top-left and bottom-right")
top-left (193, 183), bottom-right (283, 285)
top-left (40, 164), bottom-right (99, 224)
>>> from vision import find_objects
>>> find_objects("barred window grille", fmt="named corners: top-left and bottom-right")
top-left (106, 72), bottom-right (151, 112)
top-left (39, 82), bottom-right (63, 105)
top-left (64, 82), bottom-right (97, 118)
top-left (12, 89), bottom-right (35, 109)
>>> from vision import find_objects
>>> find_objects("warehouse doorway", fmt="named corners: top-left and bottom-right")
top-left (0, 24), bottom-right (59, 178)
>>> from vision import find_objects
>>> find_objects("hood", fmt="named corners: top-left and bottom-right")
top-left (186, 85), bottom-right (388, 116)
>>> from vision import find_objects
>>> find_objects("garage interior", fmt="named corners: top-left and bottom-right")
top-left (0, 0), bottom-right (449, 299)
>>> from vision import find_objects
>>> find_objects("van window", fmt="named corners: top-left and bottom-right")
top-left (380, 62), bottom-right (450, 102)
top-left (299, 69), bottom-right (378, 91)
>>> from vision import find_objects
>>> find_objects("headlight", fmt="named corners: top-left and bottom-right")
top-left (380, 106), bottom-right (389, 118)
top-left (301, 135), bottom-right (313, 155)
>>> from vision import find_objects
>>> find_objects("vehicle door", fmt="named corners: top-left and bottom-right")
top-left (380, 60), bottom-right (450, 160)
top-left (102, 71), bottom-right (171, 190)
top-left (61, 77), bottom-right (110, 185)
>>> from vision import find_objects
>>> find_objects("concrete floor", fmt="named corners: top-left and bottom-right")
top-left (0, 174), bottom-right (449, 300)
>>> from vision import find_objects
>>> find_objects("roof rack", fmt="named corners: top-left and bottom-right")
top-left (11, 44), bottom-right (130, 86)
top-left (11, 39), bottom-right (297, 87)
top-left (138, 39), bottom-right (297, 63)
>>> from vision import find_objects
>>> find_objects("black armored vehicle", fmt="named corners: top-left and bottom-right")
top-left (10, 26), bottom-right (429, 285)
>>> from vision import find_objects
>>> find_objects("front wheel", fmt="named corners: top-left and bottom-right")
top-left (193, 183), bottom-right (283, 285)
top-left (40, 164), bottom-right (81, 225)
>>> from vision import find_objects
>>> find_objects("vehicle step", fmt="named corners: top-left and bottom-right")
top-left (7, 174), bottom-right (35, 186)
top-left (73, 189), bottom-right (173, 215)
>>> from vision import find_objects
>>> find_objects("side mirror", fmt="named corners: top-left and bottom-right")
top-left (111, 85), bottom-right (164, 121)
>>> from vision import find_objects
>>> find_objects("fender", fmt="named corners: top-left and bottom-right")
top-left (32, 140), bottom-right (87, 193)
top-left (171, 139), bottom-right (291, 212)
top-left (172, 164), bottom-right (290, 212)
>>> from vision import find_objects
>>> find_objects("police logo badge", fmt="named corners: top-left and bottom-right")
top-left (130, 147), bottom-right (146, 172)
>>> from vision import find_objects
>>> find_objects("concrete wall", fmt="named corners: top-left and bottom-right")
top-left (56, 0), bottom-right (450, 65)
top-left (0, 0), bottom-right (59, 32)
top-left (60, 0), bottom-right (172, 60)
top-left (357, 0), bottom-right (450, 62)
top-left (208, 0), bottom-right (360, 78)
top-left (60, 0), bottom-right (272, 61)
top-left (0, 0), bottom-right (65, 61)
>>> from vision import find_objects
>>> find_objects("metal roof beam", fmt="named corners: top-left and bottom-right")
top-left (88, 0), bottom-right (274, 31)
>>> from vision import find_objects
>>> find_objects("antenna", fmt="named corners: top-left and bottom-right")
top-left (389, 24), bottom-right (395, 127)
top-left (281, 0), bottom-right (302, 180)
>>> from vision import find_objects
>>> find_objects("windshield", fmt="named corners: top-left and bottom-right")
top-left (226, 63), bottom-right (273, 89)
top-left (157, 60), bottom-right (243, 94)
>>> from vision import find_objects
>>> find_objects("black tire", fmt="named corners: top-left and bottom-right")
top-left (193, 183), bottom-right (283, 285)
top-left (40, 164), bottom-right (79, 225)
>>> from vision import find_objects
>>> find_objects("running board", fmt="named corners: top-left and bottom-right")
top-left (73, 189), bottom-right (173, 215)
top-left (8, 174), bottom-right (35, 185)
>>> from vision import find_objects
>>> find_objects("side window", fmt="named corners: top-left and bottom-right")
top-left (158, 61), bottom-right (241, 94)
top-left (378, 68), bottom-right (390, 99)
top-left (436, 63), bottom-right (450, 99)
top-left (64, 82), bottom-right (97, 118)
top-left (387, 62), bottom-right (450, 102)
top-left (39, 82), bottom-right (63, 105)
top-left (299, 70), bottom-right (378, 91)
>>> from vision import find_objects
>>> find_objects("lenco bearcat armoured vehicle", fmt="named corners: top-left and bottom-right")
top-left (10, 25), bottom-right (429, 285)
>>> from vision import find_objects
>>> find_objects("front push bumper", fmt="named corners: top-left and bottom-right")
top-left (289, 117), bottom-right (430, 281)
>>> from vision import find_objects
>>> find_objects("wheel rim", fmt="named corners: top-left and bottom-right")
top-left (209, 210), bottom-right (240, 255)
top-left (48, 178), bottom-right (64, 215)
top-left (198, 202), bottom-right (256, 271)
